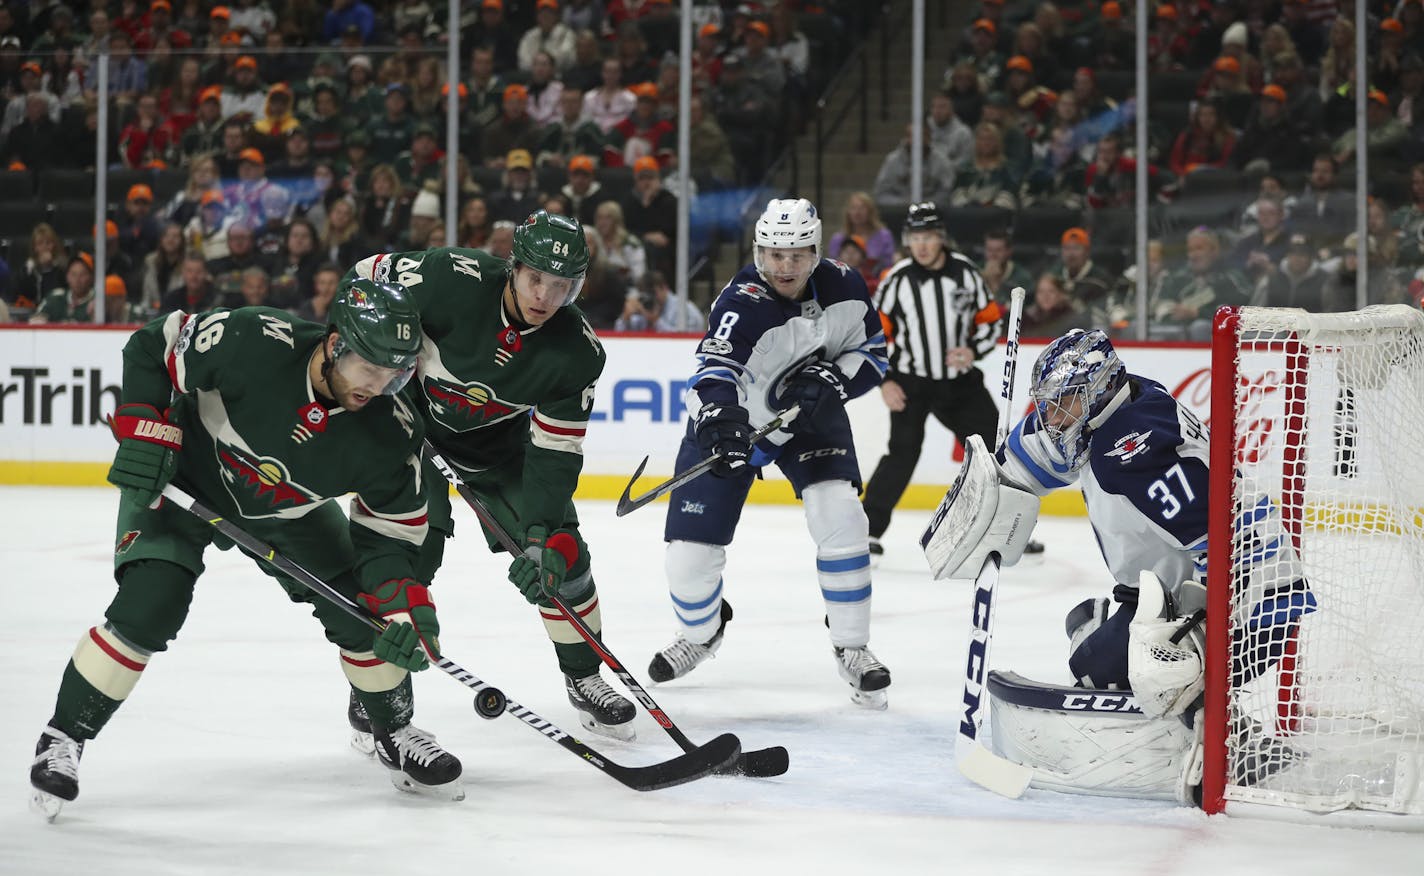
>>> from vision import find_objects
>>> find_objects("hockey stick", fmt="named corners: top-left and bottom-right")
top-left (159, 483), bottom-right (740, 792)
top-left (952, 286), bottom-right (1036, 798)
top-left (424, 442), bottom-right (789, 778)
top-left (614, 404), bottom-right (801, 517)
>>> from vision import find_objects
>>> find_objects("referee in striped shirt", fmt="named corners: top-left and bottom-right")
top-left (862, 201), bottom-right (1003, 558)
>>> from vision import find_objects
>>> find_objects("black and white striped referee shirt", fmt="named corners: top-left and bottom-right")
top-left (873, 252), bottom-right (1003, 380)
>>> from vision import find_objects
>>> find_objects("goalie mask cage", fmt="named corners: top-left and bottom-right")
top-left (1205, 305), bottom-right (1424, 823)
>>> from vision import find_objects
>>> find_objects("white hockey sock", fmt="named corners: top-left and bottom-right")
top-left (803, 481), bottom-right (873, 647)
top-left (665, 540), bottom-right (727, 645)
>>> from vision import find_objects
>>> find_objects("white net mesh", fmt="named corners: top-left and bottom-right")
top-left (1224, 305), bottom-right (1424, 815)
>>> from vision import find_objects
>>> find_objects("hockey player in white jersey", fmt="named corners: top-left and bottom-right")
top-left (923, 328), bottom-right (1314, 800)
top-left (646, 197), bottom-right (894, 708)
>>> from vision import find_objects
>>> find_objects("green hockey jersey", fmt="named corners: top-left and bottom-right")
top-left (120, 306), bottom-right (429, 590)
top-left (348, 247), bottom-right (605, 532)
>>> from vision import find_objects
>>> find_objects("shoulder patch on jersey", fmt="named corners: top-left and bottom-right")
top-left (373, 254), bottom-right (393, 283)
top-left (827, 259), bottom-right (852, 276)
top-left (1105, 430), bottom-right (1153, 463)
top-left (733, 281), bottom-right (770, 301)
top-left (700, 337), bottom-right (733, 356)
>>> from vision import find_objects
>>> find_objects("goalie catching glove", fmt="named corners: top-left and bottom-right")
top-left (921, 434), bottom-right (1041, 580)
top-left (361, 578), bottom-right (441, 671)
top-left (508, 525), bottom-right (580, 604)
top-left (1127, 571), bottom-right (1206, 719)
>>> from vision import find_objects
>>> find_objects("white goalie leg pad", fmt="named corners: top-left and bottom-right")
top-left (666, 540), bottom-right (727, 646)
top-left (921, 434), bottom-right (1041, 581)
top-left (803, 480), bottom-right (872, 647)
top-left (1128, 571), bottom-right (1206, 719)
top-left (987, 670), bottom-right (1201, 804)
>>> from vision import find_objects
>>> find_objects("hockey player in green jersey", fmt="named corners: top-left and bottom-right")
top-left (346, 210), bottom-right (637, 739)
top-left (29, 280), bottom-right (465, 821)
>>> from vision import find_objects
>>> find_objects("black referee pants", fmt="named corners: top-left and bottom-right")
top-left (862, 370), bottom-right (999, 539)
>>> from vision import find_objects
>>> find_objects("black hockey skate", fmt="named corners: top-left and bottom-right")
top-left (868, 538), bottom-right (884, 568)
top-left (565, 672), bottom-right (637, 741)
top-left (833, 645), bottom-right (891, 710)
top-left (348, 690), bottom-right (375, 757)
top-left (373, 724), bottom-right (465, 800)
top-left (30, 724), bottom-right (83, 822)
top-left (648, 600), bottom-right (734, 683)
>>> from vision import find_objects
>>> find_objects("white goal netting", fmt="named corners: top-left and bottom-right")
top-left (1222, 305), bottom-right (1424, 816)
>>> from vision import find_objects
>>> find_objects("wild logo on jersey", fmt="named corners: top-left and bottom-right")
top-left (217, 444), bottom-right (322, 514)
top-left (423, 375), bottom-right (528, 431)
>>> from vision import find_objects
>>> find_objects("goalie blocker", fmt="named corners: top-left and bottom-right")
top-left (921, 434), bottom-right (1040, 580)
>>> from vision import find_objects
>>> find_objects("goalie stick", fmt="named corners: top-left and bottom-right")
top-left (159, 483), bottom-right (740, 792)
top-left (614, 405), bottom-right (801, 516)
top-left (424, 442), bottom-right (790, 779)
top-left (945, 286), bottom-right (1036, 798)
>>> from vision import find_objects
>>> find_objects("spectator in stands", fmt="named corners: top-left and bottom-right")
top-left (1232, 196), bottom-right (1293, 283)
top-left (103, 30), bottom-right (149, 104)
top-left (944, 60), bottom-right (984, 127)
top-left (208, 223), bottom-right (264, 301)
top-left (613, 20), bottom-right (658, 88)
top-left (564, 29), bottom-right (605, 94)
top-left (118, 93), bottom-right (175, 169)
top-left (1009, 24), bottom-right (1059, 97)
top-left (360, 164), bottom-right (412, 247)
top-left (1153, 227), bottom-right (1252, 339)
top-left (593, 199), bottom-right (645, 294)
top-left (1, 61), bottom-right (59, 141)
top-left (339, 128), bottom-right (374, 197)
top-left (833, 236), bottom-right (881, 295)
top-left (1333, 89), bottom-right (1410, 170)
top-left (1234, 84), bottom-right (1310, 174)
top-left (560, 154), bottom-right (612, 224)
top-left (251, 83), bottom-right (300, 160)
top-left (105, 275), bottom-right (141, 324)
top-left (1280, 0), bottom-right (1326, 69)
top-left (118, 184), bottom-right (163, 264)
top-left (712, 54), bottom-right (776, 183)
top-left (30, 252), bottom-right (96, 325)
top-left (623, 155), bottom-right (675, 274)
top-left (95, 220), bottom-right (139, 303)
top-left (615, 269), bottom-right (706, 333)
top-left (1, 93), bottom-right (60, 171)
top-left (525, 51), bottom-right (566, 128)
top-left (226, 147), bottom-right (280, 227)
top-left (1108, 238), bottom-right (1166, 333)
top-left (520, 0), bottom-right (576, 73)
top-left (457, 195), bottom-right (492, 248)
top-left (955, 17), bottom-right (1003, 92)
top-left (303, 82), bottom-right (345, 162)
top-left (483, 85), bottom-right (542, 167)
top-left (1322, 232), bottom-right (1395, 310)
top-left (267, 217), bottom-right (319, 308)
top-left (231, 0), bottom-right (277, 42)
top-left (1394, 54), bottom-right (1424, 138)
top-left (979, 229), bottom-right (1034, 303)
top-left (738, 20), bottom-right (786, 96)
top-left (343, 55), bottom-right (382, 124)
top-left (271, 126), bottom-right (315, 186)
top-left (319, 194), bottom-right (368, 266)
top-left (221, 56), bottom-right (266, 123)
top-left (950, 122), bottom-right (1018, 210)
top-left (584, 57), bottom-right (636, 135)
top-left (979, 91), bottom-right (1032, 183)
top-left (394, 123), bottom-right (442, 195)
top-left (1202, 56), bottom-right (1255, 131)
top-left (11, 223), bottom-right (67, 309)
top-left (607, 83), bottom-right (672, 168)
top-left (826, 191), bottom-right (896, 280)
top-left (487, 219), bottom-right (516, 259)
top-left (1051, 226), bottom-right (1113, 306)
top-left (538, 87), bottom-right (605, 169)
top-left (873, 123), bottom-right (956, 213)
top-left (1260, 232), bottom-right (1328, 310)
top-left (1367, 197), bottom-right (1402, 273)
top-left (1023, 110), bottom-right (1090, 208)
top-left (230, 265), bottom-right (270, 308)
top-left (1296, 153), bottom-right (1355, 245)
top-left (188, 190), bottom-right (233, 260)
top-left (1393, 164), bottom-right (1424, 265)
top-left (1089, 2), bottom-right (1132, 72)
top-left (465, 0), bottom-right (519, 73)
top-left (1270, 51), bottom-right (1325, 144)
top-left (928, 89), bottom-right (974, 170)
top-left (488, 148), bottom-right (543, 224)
top-left (1148, 4), bottom-right (1192, 73)
top-left (294, 262), bottom-right (341, 323)
top-left (1168, 100), bottom-right (1236, 177)
top-left (1373, 18), bottom-right (1409, 96)
top-left (370, 83), bottom-right (416, 165)
top-left (159, 252), bottom-right (216, 315)
top-left (684, 93), bottom-right (734, 191)
top-left (1022, 273), bottom-right (1086, 338)
top-left (141, 222), bottom-right (188, 316)
top-left (323, 0), bottom-right (375, 44)
top-left (1318, 17), bottom-right (1355, 103)
top-left (214, 119), bottom-right (249, 178)
top-left (160, 57), bottom-right (204, 137)
top-left (464, 46), bottom-right (506, 134)
top-left (401, 188), bottom-right (442, 249)
top-left (563, 0), bottom-right (603, 35)
top-left (179, 86), bottom-right (225, 165)
top-left (1071, 67), bottom-right (1116, 120)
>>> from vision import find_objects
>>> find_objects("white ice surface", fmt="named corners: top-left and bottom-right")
top-left (2, 486), bottom-right (1420, 875)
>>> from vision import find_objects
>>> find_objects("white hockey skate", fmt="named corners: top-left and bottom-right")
top-left (29, 724), bottom-right (83, 822)
top-left (648, 601), bottom-right (733, 683)
top-left (565, 672), bottom-right (636, 741)
top-left (373, 724), bottom-right (465, 801)
top-left (834, 645), bottom-right (892, 710)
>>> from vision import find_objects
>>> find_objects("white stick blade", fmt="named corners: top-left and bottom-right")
top-left (957, 741), bottom-right (1033, 799)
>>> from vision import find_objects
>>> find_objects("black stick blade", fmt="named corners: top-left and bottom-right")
top-left (606, 732), bottom-right (742, 791)
top-left (615, 456), bottom-right (652, 517)
top-left (732, 745), bottom-right (790, 777)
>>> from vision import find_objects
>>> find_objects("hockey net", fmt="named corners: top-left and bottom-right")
top-left (1204, 305), bottom-right (1424, 818)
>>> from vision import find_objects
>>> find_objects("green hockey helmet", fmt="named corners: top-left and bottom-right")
top-left (328, 278), bottom-right (421, 396)
top-left (510, 210), bottom-right (589, 306)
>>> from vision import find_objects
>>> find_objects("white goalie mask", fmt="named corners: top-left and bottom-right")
top-left (753, 197), bottom-right (821, 292)
top-left (1029, 329), bottom-right (1128, 471)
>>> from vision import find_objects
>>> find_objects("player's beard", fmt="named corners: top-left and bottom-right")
top-left (327, 366), bottom-right (375, 411)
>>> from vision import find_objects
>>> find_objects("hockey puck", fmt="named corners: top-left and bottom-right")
top-left (473, 687), bottom-right (507, 718)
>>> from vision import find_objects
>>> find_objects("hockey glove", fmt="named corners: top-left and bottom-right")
top-left (361, 578), bottom-right (440, 671)
top-left (781, 362), bottom-right (848, 434)
top-left (107, 404), bottom-right (182, 508)
top-left (693, 402), bottom-right (752, 477)
top-left (508, 525), bottom-right (580, 604)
